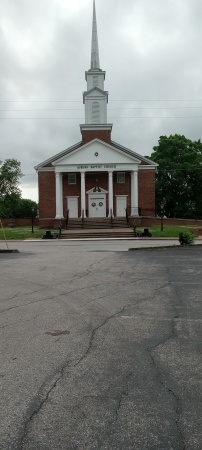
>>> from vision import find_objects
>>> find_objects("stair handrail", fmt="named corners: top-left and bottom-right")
top-left (126, 207), bottom-right (129, 225)
top-left (82, 210), bottom-right (85, 229)
top-left (66, 209), bottom-right (69, 229)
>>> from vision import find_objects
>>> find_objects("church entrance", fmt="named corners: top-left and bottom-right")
top-left (67, 197), bottom-right (78, 218)
top-left (116, 196), bottom-right (127, 217)
top-left (89, 193), bottom-right (106, 217)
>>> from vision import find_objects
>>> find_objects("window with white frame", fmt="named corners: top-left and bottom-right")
top-left (68, 173), bottom-right (76, 184)
top-left (117, 172), bottom-right (125, 183)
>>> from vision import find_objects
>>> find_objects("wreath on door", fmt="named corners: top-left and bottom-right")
top-left (99, 202), bottom-right (103, 207)
top-left (91, 202), bottom-right (96, 207)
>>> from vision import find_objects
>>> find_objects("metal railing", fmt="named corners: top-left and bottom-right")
top-left (125, 208), bottom-right (129, 224)
top-left (110, 209), bottom-right (113, 228)
top-left (65, 210), bottom-right (69, 229)
top-left (82, 210), bottom-right (85, 229)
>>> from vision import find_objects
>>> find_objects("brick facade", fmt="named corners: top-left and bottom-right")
top-left (138, 170), bottom-right (156, 216)
top-left (37, 167), bottom-right (156, 225)
top-left (38, 171), bottom-right (56, 218)
top-left (81, 129), bottom-right (111, 145)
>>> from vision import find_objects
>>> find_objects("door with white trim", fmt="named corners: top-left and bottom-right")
top-left (67, 197), bottom-right (78, 218)
top-left (89, 194), bottom-right (106, 217)
top-left (116, 196), bottom-right (127, 217)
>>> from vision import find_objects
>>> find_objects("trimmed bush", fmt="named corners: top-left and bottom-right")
top-left (179, 231), bottom-right (195, 246)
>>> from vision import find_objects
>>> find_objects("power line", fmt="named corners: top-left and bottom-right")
top-left (1, 106), bottom-right (202, 111)
top-left (0, 99), bottom-right (202, 103)
top-left (1, 116), bottom-right (202, 119)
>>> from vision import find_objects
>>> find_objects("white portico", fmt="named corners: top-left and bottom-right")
top-left (52, 138), bottom-right (140, 219)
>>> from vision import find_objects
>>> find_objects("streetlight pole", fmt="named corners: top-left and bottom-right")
top-left (31, 207), bottom-right (34, 234)
top-left (160, 203), bottom-right (164, 232)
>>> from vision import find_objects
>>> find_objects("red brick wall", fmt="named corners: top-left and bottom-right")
top-left (0, 218), bottom-right (39, 227)
top-left (128, 217), bottom-right (202, 228)
top-left (38, 172), bottom-right (56, 218)
top-left (81, 129), bottom-right (111, 145)
top-left (138, 170), bottom-right (156, 216)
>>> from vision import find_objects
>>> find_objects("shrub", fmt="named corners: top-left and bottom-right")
top-left (179, 231), bottom-right (195, 246)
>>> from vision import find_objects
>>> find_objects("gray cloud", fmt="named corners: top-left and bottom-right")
top-left (0, 0), bottom-right (202, 201)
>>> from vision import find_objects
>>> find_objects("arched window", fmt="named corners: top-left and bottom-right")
top-left (92, 102), bottom-right (100, 123)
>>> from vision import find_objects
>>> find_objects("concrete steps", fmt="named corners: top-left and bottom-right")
top-left (59, 217), bottom-right (133, 239)
top-left (60, 228), bottom-right (135, 239)
top-left (66, 217), bottom-right (129, 230)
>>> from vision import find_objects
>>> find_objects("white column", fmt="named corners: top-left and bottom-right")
top-left (108, 171), bottom-right (114, 217)
top-left (55, 172), bottom-right (64, 218)
top-left (131, 171), bottom-right (139, 216)
top-left (80, 172), bottom-right (86, 218)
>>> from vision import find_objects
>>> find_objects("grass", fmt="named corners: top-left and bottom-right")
top-left (0, 224), bottom-right (193, 240)
top-left (135, 225), bottom-right (190, 238)
top-left (0, 226), bottom-right (57, 240)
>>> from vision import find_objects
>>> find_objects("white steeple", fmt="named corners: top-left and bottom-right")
top-left (91, 0), bottom-right (100, 69)
top-left (80, 1), bottom-right (113, 134)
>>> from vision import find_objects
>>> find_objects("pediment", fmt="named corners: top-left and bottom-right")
top-left (83, 87), bottom-right (107, 98)
top-left (52, 139), bottom-right (141, 167)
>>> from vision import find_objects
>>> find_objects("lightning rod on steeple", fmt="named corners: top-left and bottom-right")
top-left (91, 0), bottom-right (100, 69)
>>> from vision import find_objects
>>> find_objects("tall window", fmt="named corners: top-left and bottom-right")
top-left (117, 172), bottom-right (125, 183)
top-left (92, 102), bottom-right (100, 123)
top-left (68, 174), bottom-right (76, 184)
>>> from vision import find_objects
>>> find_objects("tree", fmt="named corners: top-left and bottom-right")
top-left (0, 159), bottom-right (23, 197)
top-left (0, 194), bottom-right (38, 218)
top-left (0, 159), bottom-right (38, 218)
top-left (149, 134), bottom-right (202, 218)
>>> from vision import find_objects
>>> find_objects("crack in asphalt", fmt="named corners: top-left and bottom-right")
top-left (17, 304), bottom-right (127, 449)
top-left (115, 373), bottom-right (133, 420)
top-left (17, 361), bottom-right (71, 450)
top-left (0, 274), bottom-right (168, 315)
top-left (74, 306), bottom-right (127, 368)
top-left (148, 347), bottom-right (185, 450)
top-left (147, 266), bottom-right (186, 450)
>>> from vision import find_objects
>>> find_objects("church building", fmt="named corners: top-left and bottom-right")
top-left (35, 1), bottom-right (157, 228)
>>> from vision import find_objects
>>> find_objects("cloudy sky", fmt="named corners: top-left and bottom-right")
top-left (1, 0), bottom-right (202, 201)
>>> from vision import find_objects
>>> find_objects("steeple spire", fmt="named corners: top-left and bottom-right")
top-left (91, 0), bottom-right (100, 69)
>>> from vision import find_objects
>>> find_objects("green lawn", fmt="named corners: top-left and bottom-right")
top-left (0, 224), bottom-right (193, 240)
top-left (0, 226), bottom-right (57, 240)
top-left (136, 225), bottom-right (191, 238)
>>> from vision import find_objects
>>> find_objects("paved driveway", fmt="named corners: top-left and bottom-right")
top-left (0, 241), bottom-right (202, 449)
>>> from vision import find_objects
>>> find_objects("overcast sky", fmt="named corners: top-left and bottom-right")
top-left (1, 0), bottom-right (202, 202)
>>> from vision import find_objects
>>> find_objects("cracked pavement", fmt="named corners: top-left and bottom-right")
top-left (0, 241), bottom-right (202, 449)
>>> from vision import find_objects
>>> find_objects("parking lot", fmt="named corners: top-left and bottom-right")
top-left (0, 241), bottom-right (202, 449)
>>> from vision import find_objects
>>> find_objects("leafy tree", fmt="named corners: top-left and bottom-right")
top-left (149, 134), bottom-right (202, 218)
top-left (0, 159), bottom-right (23, 197)
top-left (0, 194), bottom-right (38, 218)
top-left (0, 159), bottom-right (38, 218)
top-left (17, 198), bottom-right (38, 218)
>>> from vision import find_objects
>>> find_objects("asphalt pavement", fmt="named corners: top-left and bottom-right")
top-left (0, 240), bottom-right (202, 449)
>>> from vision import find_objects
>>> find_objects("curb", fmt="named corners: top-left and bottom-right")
top-left (0, 249), bottom-right (19, 253)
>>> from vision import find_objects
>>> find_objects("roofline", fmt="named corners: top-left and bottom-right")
top-left (111, 140), bottom-right (158, 166)
top-left (34, 141), bottom-right (82, 170)
top-left (52, 138), bottom-right (142, 165)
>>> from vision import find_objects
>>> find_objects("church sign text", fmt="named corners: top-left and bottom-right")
top-left (77, 165), bottom-right (117, 170)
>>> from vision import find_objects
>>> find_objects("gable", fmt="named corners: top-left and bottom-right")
top-left (83, 87), bottom-right (107, 98)
top-left (52, 139), bottom-right (141, 167)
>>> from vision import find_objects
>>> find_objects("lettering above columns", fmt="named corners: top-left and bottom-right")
top-left (77, 165), bottom-right (117, 170)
